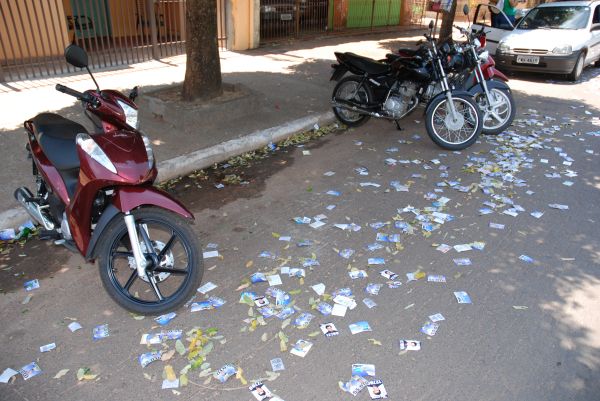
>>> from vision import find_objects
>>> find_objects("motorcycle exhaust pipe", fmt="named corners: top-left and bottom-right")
top-left (14, 187), bottom-right (55, 230)
top-left (330, 99), bottom-right (388, 119)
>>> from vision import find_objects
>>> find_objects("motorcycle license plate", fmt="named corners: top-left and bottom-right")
top-left (516, 55), bottom-right (539, 65)
top-left (280, 13), bottom-right (292, 21)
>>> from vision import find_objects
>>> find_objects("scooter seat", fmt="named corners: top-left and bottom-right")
top-left (336, 52), bottom-right (391, 76)
top-left (31, 113), bottom-right (87, 198)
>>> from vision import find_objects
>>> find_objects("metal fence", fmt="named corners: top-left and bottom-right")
top-left (260, 0), bottom-right (426, 42)
top-left (0, 0), bottom-right (227, 83)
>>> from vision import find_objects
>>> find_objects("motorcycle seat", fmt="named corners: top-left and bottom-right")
top-left (31, 113), bottom-right (87, 198)
top-left (336, 52), bottom-right (391, 76)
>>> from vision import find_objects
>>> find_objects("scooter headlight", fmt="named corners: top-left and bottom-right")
top-left (76, 133), bottom-right (117, 174)
top-left (117, 99), bottom-right (139, 129)
top-left (141, 134), bottom-right (155, 169)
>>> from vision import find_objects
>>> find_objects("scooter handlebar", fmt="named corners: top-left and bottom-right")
top-left (55, 84), bottom-right (98, 106)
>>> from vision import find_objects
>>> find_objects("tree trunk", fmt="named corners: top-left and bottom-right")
top-left (439, 0), bottom-right (458, 43)
top-left (182, 0), bottom-right (222, 101)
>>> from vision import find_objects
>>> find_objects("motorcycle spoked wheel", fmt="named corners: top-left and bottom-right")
top-left (332, 76), bottom-right (372, 127)
top-left (474, 88), bottom-right (515, 135)
top-left (425, 93), bottom-right (483, 150)
top-left (97, 207), bottom-right (203, 315)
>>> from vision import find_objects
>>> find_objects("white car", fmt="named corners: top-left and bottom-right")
top-left (472, 0), bottom-right (600, 81)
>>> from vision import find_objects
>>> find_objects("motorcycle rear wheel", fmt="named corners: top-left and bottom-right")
top-left (425, 93), bottom-right (482, 150)
top-left (475, 88), bottom-right (515, 135)
top-left (332, 76), bottom-right (372, 127)
top-left (97, 207), bottom-right (203, 315)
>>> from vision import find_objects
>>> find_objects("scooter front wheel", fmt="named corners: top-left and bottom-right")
top-left (425, 93), bottom-right (482, 150)
top-left (96, 207), bottom-right (203, 315)
top-left (474, 88), bottom-right (515, 135)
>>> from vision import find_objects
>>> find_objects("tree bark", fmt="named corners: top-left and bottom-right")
top-left (182, 0), bottom-right (223, 101)
top-left (439, 0), bottom-right (458, 43)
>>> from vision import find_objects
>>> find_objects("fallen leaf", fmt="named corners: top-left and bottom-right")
top-left (261, 332), bottom-right (269, 342)
top-left (404, 303), bottom-right (415, 310)
top-left (54, 369), bottom-right (69, 379)
top-left (164, 365), bottom-right (177, 382)
top-left (143, 373), bottom-right (152, 380)
top-left (180, 374), bottom-right (188, 387)
top-left (245, 260), bottom-right (254, 268)
top-left (512, 306), bottom-right (529, 310)
top-left (161, 349), bottom-right (176, 362)
top-left (281, 318), bottom-right (291, 329)
top-left (308, 331), bottom-right (320, 337)
top-left (263, 371), bottom-right (280, 382)
top-left (175, 340), bottom-right (186, 356)
top-left (203, 376), bottom-right (212, 385)
top-left (199, 368), bottom-right (212, 377)
top-left (236, 367), bottom-right (248, 385)
top-left (368, 338), bottom-right (382, 346)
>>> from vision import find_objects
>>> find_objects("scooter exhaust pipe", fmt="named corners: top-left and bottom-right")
top-left (14, 187), bottom-right (55, 230)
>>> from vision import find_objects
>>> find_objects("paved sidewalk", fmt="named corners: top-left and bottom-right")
top-left (0, 29), bottom-right (425, 229)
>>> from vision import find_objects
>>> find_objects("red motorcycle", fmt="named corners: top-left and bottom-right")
top-left (15, 45), bottom-right (203, 314)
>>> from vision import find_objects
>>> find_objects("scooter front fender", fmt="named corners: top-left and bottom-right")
top-left (84, 186), bottom-right (194, 261)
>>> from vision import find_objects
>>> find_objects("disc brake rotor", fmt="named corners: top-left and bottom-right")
top-left (128, 240), bottom-right (174, 283)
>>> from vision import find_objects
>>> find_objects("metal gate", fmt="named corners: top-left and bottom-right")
top-left (259, 0), bottom-right (425, 42)
top-left (0, 0), bottom-right (227, 83)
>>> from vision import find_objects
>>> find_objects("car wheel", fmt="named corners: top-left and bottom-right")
top-left (568, 52), bottom-right (585, 82)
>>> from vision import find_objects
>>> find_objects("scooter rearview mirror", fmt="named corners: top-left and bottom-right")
top-left (463, 4), bottom-right (469, 15)
top-left (64, 44), bottom-right (88, 68)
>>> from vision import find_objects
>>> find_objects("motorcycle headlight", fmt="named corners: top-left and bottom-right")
top-left (552, 45), bottom-right (572, 55)
top-left (141, 134), bottom-right (155, 169)
top-left (479, 50), bottom-right (489, 62)
top-left (117, 99), bottom-right (139, 129)
top-left (76, 133), bottom-right (117, 174)
top-left (473, 38), bottom-right (481, 49)
top-left (497, 41), bottom-right (510, 54)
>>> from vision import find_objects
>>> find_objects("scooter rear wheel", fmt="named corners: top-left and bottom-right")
top-left (97, 207), bottom-right (203, 315)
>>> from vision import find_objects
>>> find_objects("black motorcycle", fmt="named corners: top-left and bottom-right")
top-left (330, 21), bottom-right (483, 151)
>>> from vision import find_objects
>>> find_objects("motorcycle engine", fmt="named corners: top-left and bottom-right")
top-left (423, 82), bottom-right (443, 101)
top-left (383, 82), bottom-right (418, 118)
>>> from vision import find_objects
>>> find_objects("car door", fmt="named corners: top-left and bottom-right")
top-left (590, 3), bottom-right (600, 62)
top-left (471, 3), bottom-right (515, 54)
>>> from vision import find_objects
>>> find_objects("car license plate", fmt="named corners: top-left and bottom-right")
top-left (516, 55), bottom-right (540, 64)
top-left (280, 13), bottom-right (292, 21)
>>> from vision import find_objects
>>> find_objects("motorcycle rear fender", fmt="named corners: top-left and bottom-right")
top-left (467, 79), bottom-right (511, 97)
top-left (424, 90), bottom-right (473, 116)
top-left (330, 64), bottom-right (348, 81)
top-left (84, 186), bottom-right (194, 261)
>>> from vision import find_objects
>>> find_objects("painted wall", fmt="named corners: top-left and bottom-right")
top-left (0, 0), bottom-right (69, 61)
top-left (228, 0), bottom-right (259, 50)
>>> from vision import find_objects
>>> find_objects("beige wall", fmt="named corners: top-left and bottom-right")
top-left (0, 0), bottom-right (69, 61)
top-left (228, 0), bottom-right (259, 51)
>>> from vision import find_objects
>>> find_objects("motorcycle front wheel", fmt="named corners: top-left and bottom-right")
top-left (425, 93), bottom-right (483, 150)
top-left (332, 75), bottom-right (372, 127)
top-left (96, 207), bottom-right (203, 315)
top-left (474, 87), bottom-right (515, 135)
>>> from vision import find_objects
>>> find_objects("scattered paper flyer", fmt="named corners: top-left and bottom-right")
top-left (270, 358), bottom-right (285, 371)
top-left (92, 324), bottom-right (109, 341)
top-left (331, 303), bottom-right (348, 317)
top-left (267, 274), bottom-right (283, 286)
top-left (519, 255), bottom-right (534, 263)
top-left (349, 321), bottom-right (372, 335)
top-left (427, 275), bottom-right (446, 283)
top-left (367, 379), bottom-right (388, 399)
top-left (453, 258), bottom-right (472, 266)
top-left (454, 291), bottom-right (472, 304)
top-left (399, 340), bottom-right (421, 351)
top-left (154, 312), bottom-right (176, 326)
top-left (249, 381), bottom-right (273, 400)
top-left (202, 250), bottom-right (220, 259)
top-left (24, 279), bottom-right (40, 291)
top-left (162, 378), bottom-right (179, 389)
top-left (320, 322), bottom-right (339, 337)
top-left (341, 375), bottom-right (368, 396)
top-left (379, 270), bottom-right (398, 280)
top-left (214, 364), bottom-right (237, 383)
top-left (19, 362), bottom-right (42, 381)
top-left (352, 364), bottom-right (375, 377)
top-left (363, 298), bottom-right (377, 309)
top-left (40, 343), bottom-right (56, 353)
top-left (68, 322), bottom-right (83, 332)
top-left (311, 283), bottom-right (325, 296)
top-left (139, 351), bottom-right (162, 368)
top-left (429, 313), bottom-right (445, 322)
top-left (421, 322), bottom-right (439, 336)
top-left (0, 368), bottom-right (18, 384)
top-left (290, 339), bottom-right (313, 357)
top-left (197, 282), bottom-right (217, 294)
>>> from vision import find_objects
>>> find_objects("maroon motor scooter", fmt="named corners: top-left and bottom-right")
top-left (15, 45), bottom-right (203, 314)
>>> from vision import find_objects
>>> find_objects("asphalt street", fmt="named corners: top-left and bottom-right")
top-left (1, 71), bottom-right (600, 401)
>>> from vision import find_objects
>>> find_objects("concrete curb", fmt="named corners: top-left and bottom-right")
top-left (0, 111), bottom-right (335, 230)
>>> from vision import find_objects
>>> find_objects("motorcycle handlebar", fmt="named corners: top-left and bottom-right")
top-left (55, 84), bottom-right (99, 106)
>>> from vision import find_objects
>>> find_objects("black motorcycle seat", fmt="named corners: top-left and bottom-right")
top-left (31, 113), bottom-right (87, 198)
top-left (338, 52), bottom-right (391, 76)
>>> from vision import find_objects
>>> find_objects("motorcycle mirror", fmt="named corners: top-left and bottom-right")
top-left (463, 4), bottom-right (469, 15)
top-left (428, 20), bottom-right (434, 30)
top-left (64, 44), bottom-right (88, 68)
